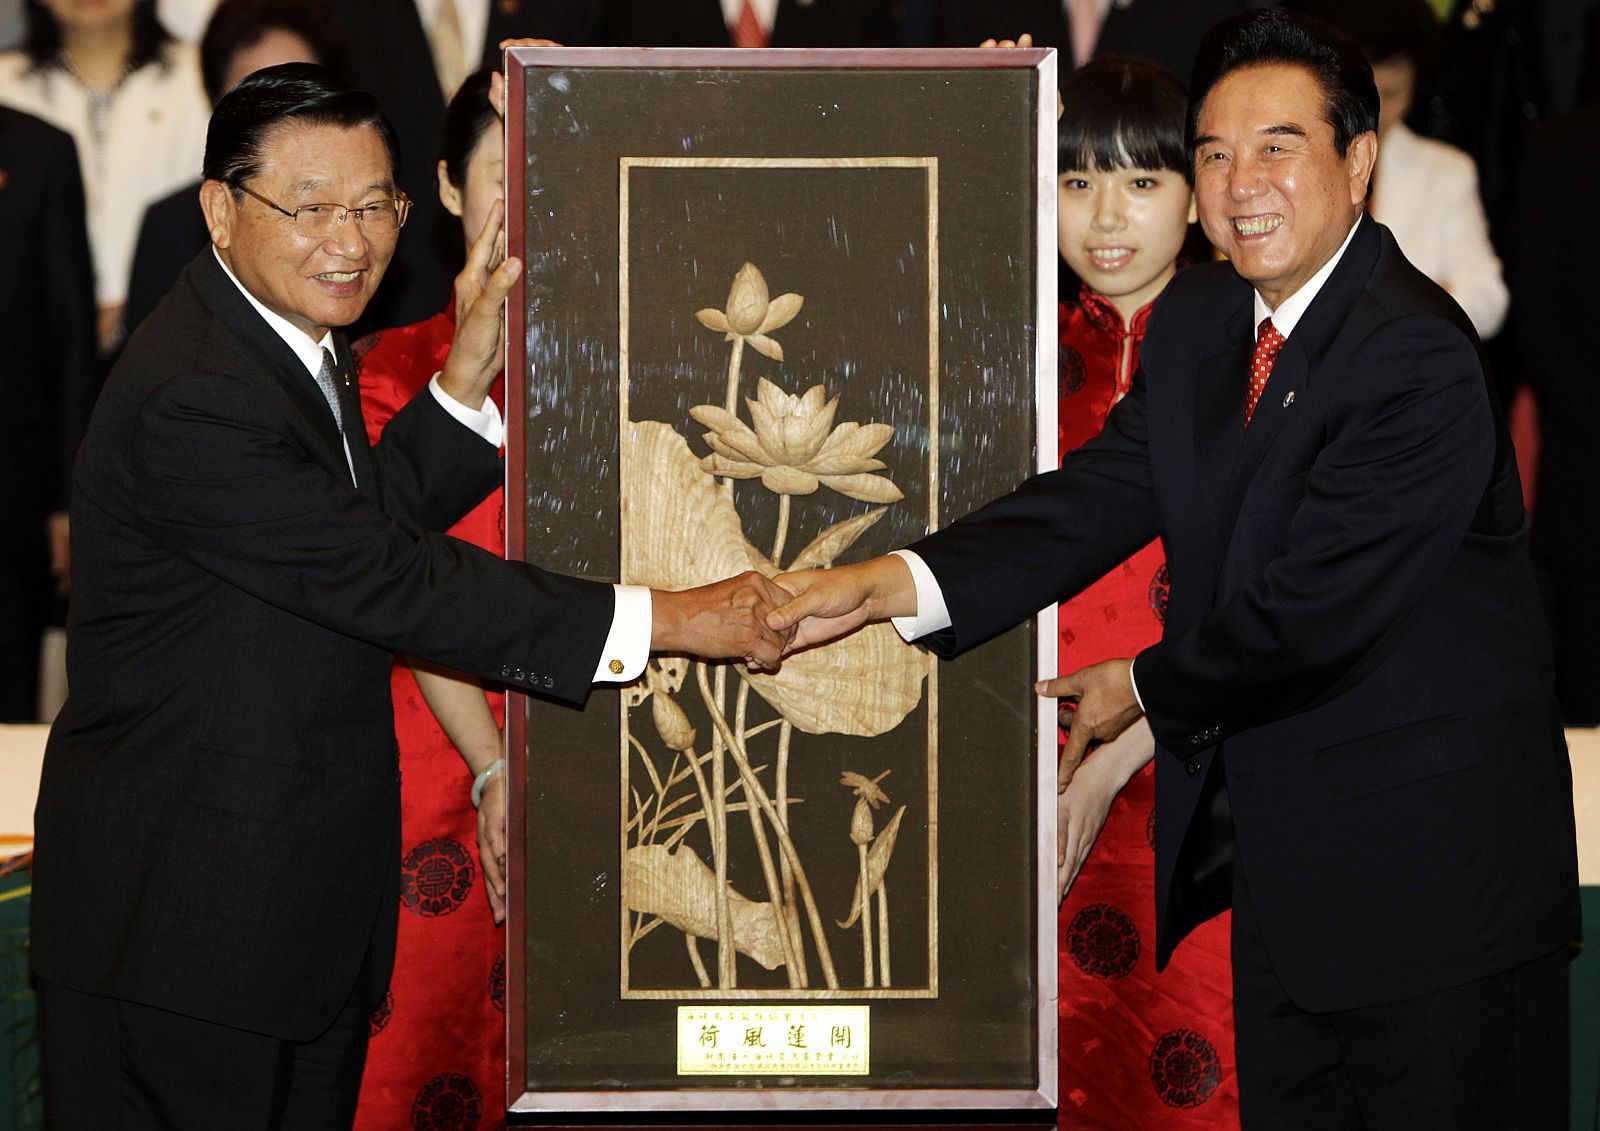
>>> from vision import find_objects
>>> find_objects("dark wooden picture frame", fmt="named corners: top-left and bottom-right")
top-left (503, 46), bottom-right (1058, 1115)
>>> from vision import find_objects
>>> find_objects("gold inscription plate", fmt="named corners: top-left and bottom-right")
top-left (676, 1005), bottom-right (870, 1076)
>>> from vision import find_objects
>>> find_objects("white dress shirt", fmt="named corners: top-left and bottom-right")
top-left (891, 216), bottom-right (1368, 712)
top-left (213, 248), bottom-right (650, 683)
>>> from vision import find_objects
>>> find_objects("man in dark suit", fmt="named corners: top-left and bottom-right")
top-left (0, 107), bottom-right (97, 720)
top-left (770, 10), bottom-right (1577, 1127)
top-left (327, 0), bottom-right (601, 334)
top-left (31, 63), bottom-right (786, 1128)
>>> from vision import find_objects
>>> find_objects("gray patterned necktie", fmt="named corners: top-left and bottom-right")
top-left (314, 347), bottom-right (345, 433)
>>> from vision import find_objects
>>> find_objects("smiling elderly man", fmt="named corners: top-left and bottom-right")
top-left (767, 10), bottom-right (1578, 1128)
top-left (30, 63), bottom-right (789, 1128)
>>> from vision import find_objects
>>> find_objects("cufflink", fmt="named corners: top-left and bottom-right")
top-left (608, 659), bottom-right (624, 675)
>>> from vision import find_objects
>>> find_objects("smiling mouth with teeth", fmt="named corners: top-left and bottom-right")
top-left (1088, 247), bottom-right (1134, 265)
top-left (1233, 215), bottom-right (1283, 237)
top-left (316, 271), bottom-right (362, 283)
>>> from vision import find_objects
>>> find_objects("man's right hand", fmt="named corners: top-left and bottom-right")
top-left (768, 555), bottom-right (918, 652)
top-left (651, 571), bottom-right (796, 670)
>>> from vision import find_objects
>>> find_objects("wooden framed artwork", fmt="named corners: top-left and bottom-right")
top-left (504, 45), bottom-right (1058, 1116)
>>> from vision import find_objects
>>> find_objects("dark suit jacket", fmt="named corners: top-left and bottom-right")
top-left (0, 107), bottom-right (97, 521)
top-left (596, 0), bottom-right (896, 47)
top-left (328, 0), bottom-right (603, 334)
top-left (910, 218), bottom-right (1578, 1012)
top-left (931, 0), bottom-right (1261, 83)
top-left (1513, 105), bottom-right (1600, 723)
top-left (31, 249), bottom-right (614, 1040)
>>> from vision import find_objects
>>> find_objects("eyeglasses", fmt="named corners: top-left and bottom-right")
top-left (232, 182), bottom-right (411, 238)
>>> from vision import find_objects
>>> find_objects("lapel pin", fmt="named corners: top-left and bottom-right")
top-left (1281, 390), bottom-right (1296, 408)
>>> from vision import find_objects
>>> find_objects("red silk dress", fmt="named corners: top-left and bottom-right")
top-left (1056, 288), bottom-right (1239, 1129)
top-left (350, 307), bottom-right (509, 1131)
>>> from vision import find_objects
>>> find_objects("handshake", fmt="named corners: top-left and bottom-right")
top-left (650, 555), bottom-right (919, 670)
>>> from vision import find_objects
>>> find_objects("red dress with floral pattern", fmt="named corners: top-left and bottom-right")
top-left (1056, 287), bottom-right (1239, 1129)
top-left (350, 307), bottom-right (508, 1131)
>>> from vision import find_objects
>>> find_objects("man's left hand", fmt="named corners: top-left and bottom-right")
top-left (1038, 657), bottom-right (1141, 792)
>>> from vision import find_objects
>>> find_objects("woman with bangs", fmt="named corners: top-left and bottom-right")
top-left (1051, 56), bottom-right (1239, 1129)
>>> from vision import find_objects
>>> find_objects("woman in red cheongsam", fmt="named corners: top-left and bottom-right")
top-left (1051, 58), bottom-right (1239, 1130)
top-left (351, 69), bottom-right (510, 1131)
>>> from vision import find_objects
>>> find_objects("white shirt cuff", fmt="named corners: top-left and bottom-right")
top-left (429, 373), bottom-right (504, 448)
top-left (1129, 655), bottom-right (1146, 712)
top-left (887, 549), bottom-right (952, 643)
top-left (594, 585), bottom-right (651, 683)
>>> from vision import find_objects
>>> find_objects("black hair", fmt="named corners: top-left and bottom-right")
top-left (24, 0), bottom-right (174, 74)
top-left (202, 62), bottom-right (400, 188)
top-left (1058, 55), bottom-right (1191, 183)
top-left (440, 68), bottom-right (498, 190)
top-left (199, 0), bottom-right (348, 105)
top-left (1188, 8), bottom-right (1380, 158)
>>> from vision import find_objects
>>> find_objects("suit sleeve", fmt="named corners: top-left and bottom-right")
top-left (1134, 316), bottom-right (1495, 752)
top-left (128, 369), bottom-right (611, 703)
top-left (44, 132), bottom-right (98, 512)
top-left (367, 376), bottom-right (504, 535)
top-left (905, 362), bottom-right (1160, 654)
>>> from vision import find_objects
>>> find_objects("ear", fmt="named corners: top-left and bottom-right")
top-left (199, 179), bottom-right (236, 250)
top-left (1347, 130), bottom-right (1378, 208)
top-left (437, 159), bottom-right (464, 218)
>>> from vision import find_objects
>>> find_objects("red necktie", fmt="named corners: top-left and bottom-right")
top-left (730, 0), bottom-right (767, 47)
top-left (1245, 318), bottom-right (1284, 427)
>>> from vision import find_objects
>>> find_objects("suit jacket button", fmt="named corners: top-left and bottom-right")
top-left (513, 668), bottom-right (525, 681)
top-left (542, 675), bottom-right (555, 689)
top-left (1186, 759), bottom-right (1201, 776)
top-left (1188, 735), bottom-right (1200, 747)
top-left (499, 666), bottom-right (511, 678)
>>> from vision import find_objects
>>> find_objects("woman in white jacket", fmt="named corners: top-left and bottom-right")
top-left (0, 0), bottom-right (208, 354)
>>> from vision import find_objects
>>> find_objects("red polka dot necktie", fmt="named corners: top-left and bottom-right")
top-left (1245, 318), bottom-right (1284, 427)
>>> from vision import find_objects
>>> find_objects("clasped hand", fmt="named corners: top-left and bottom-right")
top-left (652, 571), bottom-right (796, 671)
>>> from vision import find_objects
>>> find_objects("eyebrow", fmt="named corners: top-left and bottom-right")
top-left (288, 178), bottom-right (396, 197)
top-left (1192, 123), bottom-right (1308, 151)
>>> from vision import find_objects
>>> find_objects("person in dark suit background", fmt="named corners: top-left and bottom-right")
top-left (326, 0), bottom-right (602, 335)
top-left (0, 107), bottom-right (96, 721)
top-left (31, 63), bottom-right (788, 1128)
top-left (928, 0), bottom-right (1268, 86)
top-left (595, 0), bottom-right (896, 49)
top-left (769, 10), bottom-right (1577, 1127)
top-left (1513, 67), bottom-right (1600, 727)
top-left (124, 0), bottom-right (345, 338)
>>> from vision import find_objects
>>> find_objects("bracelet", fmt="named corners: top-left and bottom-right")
top-left (470, 758), bottom-right (507, 809)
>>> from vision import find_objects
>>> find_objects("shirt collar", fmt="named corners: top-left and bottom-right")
top-left (212, 247), bottom-right (334, 378)
top-left (1252, 213), bottom-right (1363, 340)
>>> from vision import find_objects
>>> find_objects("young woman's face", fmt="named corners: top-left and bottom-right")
top-left (437, 124), bottom-right (504, 250)
top-left (1057, 163), bottom-right (1196, 319)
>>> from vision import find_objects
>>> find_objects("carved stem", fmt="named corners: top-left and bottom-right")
top-left (776, 720), bottom-right (806, 985)
top-left (858, 844), bottom-right (874, 988)
top-left (702, 672), bottom-right (839, 987)
top-left (877, 880), bottom-right (891, 987)
top-left (704, 665), bottom-right (736, 987)
top-left (723, 335), bottom-right (746, 416)
top-left (733, 678), bottom-right (802, 986)
top-left (686, 934), bottom-right (711, 988)
top-left (771, 492), bottom-right (791, 569)
top-left (678, 740), bottom-right (729, 985)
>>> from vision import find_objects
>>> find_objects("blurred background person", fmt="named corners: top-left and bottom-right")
top-left (596, 0), bottom-right (896, 48)
top-left (925, 0), bottom-right (1267, 86)
top-left (123, 0), bottom-right (344, 336)
top-left (349, 67), bottom-right (512, 1128)
top-left (0, 106), bottom-right (96, 722)
top-left (326, 0), bottom-right (601, 337)
top-left (1513, 10), bottom-right (1600, 726)
top-left (0, 0), bottom-right (208, 357)
top-left (1295, 0), bottom-right (1508, 341)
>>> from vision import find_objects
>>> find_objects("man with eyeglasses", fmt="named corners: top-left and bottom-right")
top-left (29, 62), bottom-right (791, 1128)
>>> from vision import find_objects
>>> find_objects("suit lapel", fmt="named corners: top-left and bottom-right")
top-left (188, 252), bottom-right (361, 484)
top-left (331, 335), bottom-right (380, 500)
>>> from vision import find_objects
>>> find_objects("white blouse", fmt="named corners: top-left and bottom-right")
top-left (0, 44), bottom-right (209, 307)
